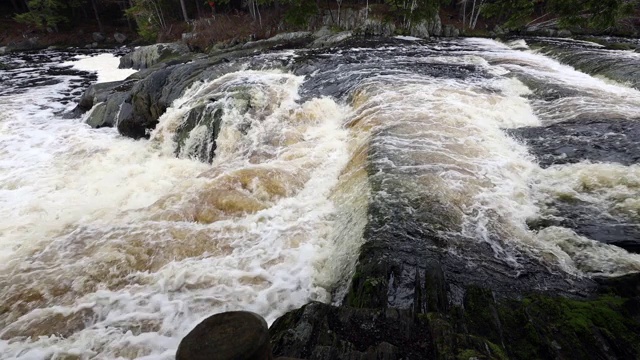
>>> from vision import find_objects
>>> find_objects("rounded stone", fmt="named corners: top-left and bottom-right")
top-left (176, 311), bottom-right (272, 360)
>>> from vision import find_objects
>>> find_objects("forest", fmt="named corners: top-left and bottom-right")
top-left (1, 0), bottom-right (639, 47)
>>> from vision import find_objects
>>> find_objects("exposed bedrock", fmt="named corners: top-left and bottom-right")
top-left (269, 181), bottom-right (640, 359)
top-left (508, 117), bottom-right (640, 168)
top-left (510, 118), bottom-right (640, 253)
top-left (74, 32), bottom-right (340, 142)
top-left (268, 127), bottom-right (640, 359)
top-left (118, 43), bottom-right (191, 70)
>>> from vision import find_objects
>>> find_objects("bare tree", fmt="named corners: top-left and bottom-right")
top-left (90, 0), bottom-right (104, 32)
top-left (179, 0), bottom-right (189, 21)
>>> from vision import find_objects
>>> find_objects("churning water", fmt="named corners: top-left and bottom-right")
top-left (1, 38), bottom-right (639, 358)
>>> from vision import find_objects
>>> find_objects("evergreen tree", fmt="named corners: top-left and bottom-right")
top-left (15, 0), bottom-right (69, 30)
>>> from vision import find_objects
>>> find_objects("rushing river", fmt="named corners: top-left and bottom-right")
top-left (1, 37), bottom-right (640, 359)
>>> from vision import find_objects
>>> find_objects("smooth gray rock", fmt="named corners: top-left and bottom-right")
top-left (425, 13), bottom-right (442, 36)
top-left (442, 24), bottom-right (460, 38)
top-left (558, 29), bottom-right (572, 37)
top-left (357, 18), bottom-right (396, 37)
top-left (312, 31), bottom-right (353, 48)
top-left (118, 43), bottom-right (191, 70)
top-left (114, 32), bottom-right (127, 44)
top-left (92, 32), bottom-right (106, 43)
top-left (411, 22), bottom-right (430, 38)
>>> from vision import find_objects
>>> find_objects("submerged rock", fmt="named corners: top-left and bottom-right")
top-left (508, 117), bottom-right (640, 167)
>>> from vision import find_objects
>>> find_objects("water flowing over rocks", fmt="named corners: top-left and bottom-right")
top-left (529, 37), bottom-right (640, 90)
top-left (4, 35), bottom-right (640, 358)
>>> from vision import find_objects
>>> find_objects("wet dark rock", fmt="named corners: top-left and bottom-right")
top-left (508, 117), bottom-right (640, 167)
top-left (270, 77), bottom-right (640, 358)
top-left (70, 80), bottom-right (134, 126)
top-left (270, 302), bottom-right (435, 359)
top-left (510, 118), bottom-right (640, 252)
top-left (177, 311), bottom-right (272, 360)
top-left (271, 284), bottom-right (640, 360)
top-left (528, 200), bottom-right (640, 253)
top-left (174, 104), bottom-right (224, 163)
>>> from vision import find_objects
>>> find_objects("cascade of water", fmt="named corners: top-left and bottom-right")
top-left (1, 38), bottom-right (640, 358)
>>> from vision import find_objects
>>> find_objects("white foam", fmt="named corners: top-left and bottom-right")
top-left (395, 35), bottom-right (422, 41)
top-left (63, 53), bottom-right (137, 82)
top-left (464, 37), bottom-right (640, 123)
top-left (0, 69), bottom-right (356, 358)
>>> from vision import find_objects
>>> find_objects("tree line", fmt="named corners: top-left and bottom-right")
top-left (4, 0), bottom-right (638, 41)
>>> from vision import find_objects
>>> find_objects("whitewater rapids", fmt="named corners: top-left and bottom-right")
top-left (0, 38), bottom-right (639, 358)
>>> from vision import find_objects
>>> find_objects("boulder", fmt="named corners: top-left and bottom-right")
top-left (410, 22), bottom-right (430, 39)
top-left (312, 31), bottom-right (353, 48)
top-left (240, 32), bottom-right (313, 51)
top-left (442, 24), bottom-right (460, 38)
top-left (425, 13), bottom-right (442, 36)
top-left (92, 32), bottom-right (106, 43)
top-left (177, 311), bottom-right (272, 360)
top-left (114, 32), bottom-right (127, 44)
top-left (174, 103), bottom-right (224, 163)
top-left (357, 19), bottom-right (396, 37)
top-left (558, 29), bottom-right (572, 37)
top-left (117, 68), bottom-right (172, 138)
top-left (71, 80), bottom-right (134, 127)
top-left (7, 37), bottom-right (40, 52)
top-left (494, 25), bottom-right (507, 35)
top-left (116, 55), bottom-right (241, 140)
top-left (118, 43), bottom-right (191, 70)
top-left (313, 26), bottom-right (332, 38)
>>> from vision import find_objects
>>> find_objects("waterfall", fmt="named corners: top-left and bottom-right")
top-left (1, 37), bottom-right (640, 358)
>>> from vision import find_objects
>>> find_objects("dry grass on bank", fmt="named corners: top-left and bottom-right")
top-left (183, 10), bottom-right (286, 51)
